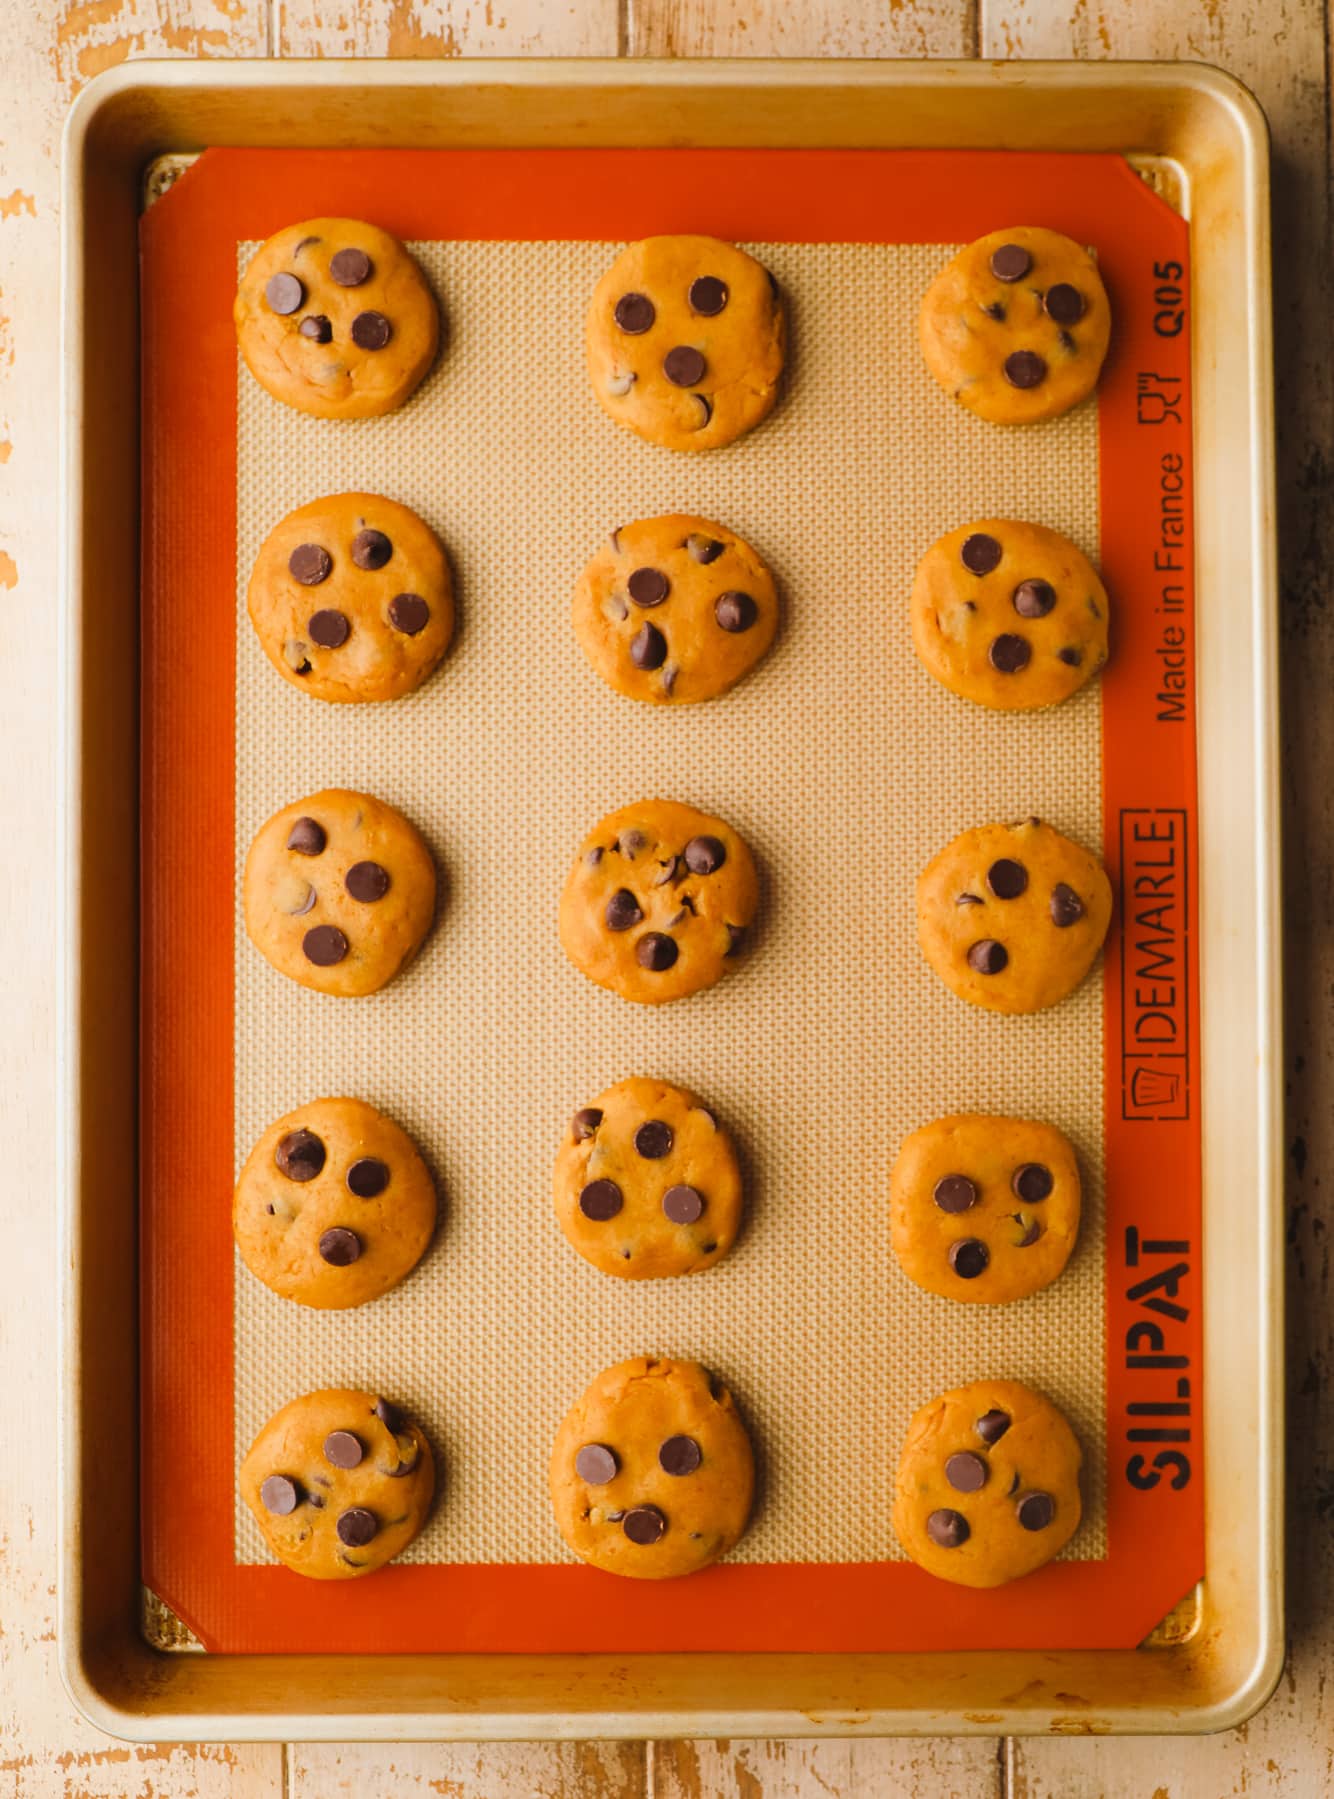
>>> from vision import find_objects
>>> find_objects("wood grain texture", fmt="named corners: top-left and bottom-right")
top-left (276, 0), bottom-right (619, 56)
top-left (626, 0), bottom-right (974, 57)
top-left (651, 1737), bottom-right (1003, 1798)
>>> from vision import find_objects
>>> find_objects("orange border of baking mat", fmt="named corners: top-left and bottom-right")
top-left (140, 148), bottom-right (1202, 1654)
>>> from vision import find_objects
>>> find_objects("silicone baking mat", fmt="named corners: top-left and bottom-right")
top-left (140, 148), bottom-right (1202, 1655)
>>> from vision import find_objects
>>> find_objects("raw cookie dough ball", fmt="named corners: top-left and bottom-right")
top-left (234, 217), bottom-right (439, 419)
top-left (890, 1114), bottom-right (1080, 1304)
top-left (243, 788), bottom-right (436, 998)
top-left (247, 492), bottom-right (454, 703)
top-left (917, 817), bottom-right (1112, 1014)
top-left (554, 1077), bottom-right (743, 1279)
top-left (919, 227), bottom-right (1111, 425)
top-left (549, 1356), bottom-right (754, 1579)
top-left (558, 799), bottom-right (759, 1005)
top-left (573, 514), bottom-right (779, 706)
top-left (586, 235), bottom-right (785, 451)
top-left (240, 1389), bottom-right (434, 1580)
top-left (233, 1097), bottom-right (437, 1309)
top-left (911, 519), bottom-right (1108, 709)
top-left (892, 1379), bottom-right (1082, 1587)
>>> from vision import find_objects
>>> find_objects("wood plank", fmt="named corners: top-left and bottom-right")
top-left (980, 0), bottom-right (1328, 1783)
top-left (627, 0), bottom-right (974, 57)
top-left (276, 0), bottom-right (620, 57)
top-left (287, 1740), bottom-right (648, 1797)
top-left (651, 1738), bottom-right (1002, 1798)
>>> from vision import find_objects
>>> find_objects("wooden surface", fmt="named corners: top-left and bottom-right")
top-left (3, 0), bottom-right (1319, 1791)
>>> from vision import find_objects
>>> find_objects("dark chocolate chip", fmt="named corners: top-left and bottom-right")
top-left (614, 292), bottom-right (655, 334)
top-left (287, 815), bottom-right (327, 856)
top-left (714, 590), bottom-right (758, 633)
top-left (976, 1409), bottom-right (1011, 1445)
top-left (1015, 1216), bottom-right (1042, 1247)
top-left (688, 276), bottom-right (728, 315)
top-left (330, 246), bottom-right (372, 287)
top-left (275, 1128), bottom-right (326, 1182)
top-left (1013, 1163), bottom-right (1054, 1203)
top-left (1050, 883), bottom-right (1084, 928)
top-left (634, 1119), bottom-right (673, 1159)
top-left (945, 1451), bottom-right (988, 1493)
top-left (983, 301), bottom-right (1006, 321)
top-left (318, 1225), bottom-right (361, 1266)
top-left (351, 311), bottom-right (392, 350)
top-left (288, 543), bottom-right (332, 586)
top-left (990, 243), bottom-right (1032, 282)
top-left (960, 533), bottom-right (1002, 576)
top-left (388, 593), bottom-right (429, 635)
top-left (347, 1156), bottom-right (389, 1199)
top-left (605, 889), bottom-right (643, 932)
top-left (948, 1237), bottom-right (989, 1279)
top-left (659, 1434), bottom-right (703, 1476)
top-left (1044, 282), bottom-right (1085, 324)
top-left (967, 939), bottom-right (1008, 975)
top-left (260, 1474), bottom-right (300, 1515)
top-left (636, 932), bottom-right (679, 971)
top-left (303, 924), bottom-right (349, 966)
top-left (373, 1397), bottom-right (405, 1434)
top-left (575, 1442), bottom-right (618, 1484)
top-left (691, 394), bottom-right (713, 429)
top-left (687, 534), bottom-right (725, 564)
top-left (324, 1430), bottom-right (363, 1469)
top-left (298, 314), bottom-right (332, 343)
top-left (351, 528), bottom-right (392, 570)
top-left (630, 622), bottom-right (667, 670)
top-left (308, 608), bottom-right (350, 648)
top-left (265, 272), bottom-right (304, 315)
top-left (628, 566), bottom-right (669, 608)
top-left (579, 1178), bottom-right (623, 1221)
top-left (724, 924), bottom-right (747, 958)
top-left (926, 1507), bottom-right (970, 1547)
top-left (1058, 646), bottom-right (1084, 667)
top-left (1004, 350), bottom-right (1047, 389)
top-left (663, 345), bottom-right (706, 387)
top-left (662, 1184), bottom-right (705, 1225)
top-left (336, 1506), bottom-right (378, 1547)
top-left (683, 834), bottom-right (726, 875)
top-left (622, 1505), bottom-right (667, 1545)
top-left (933, 1174), bottom-right (978, 1214)
top-left (956, 892), bottom-right (983, 907)
top-left (1016, 1490), bottom-right (1056, 1531)
top-left (989, 633), bottom-right (1032, 674)
top-left (618, 830), bottom-right (647, 857)
top-left (1059, 328), bottom-right (1077, 352)
top-left (1013, 579), bottom-right (1056, 618)
top-left (572, 1107), bottom-right (603, 1141)
top-left (346, 860), bottom-right (390, 903)
top-left (987, 858), bottom-right (1029, 900)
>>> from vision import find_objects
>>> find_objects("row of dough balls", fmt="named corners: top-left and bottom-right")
top-left (240, 1366), bottom-right (1084, 1591)
top-left (235, 218), bottom-right (1111, 437)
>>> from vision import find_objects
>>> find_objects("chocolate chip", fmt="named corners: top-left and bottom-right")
top-left (1013, 579), bottom-right (1056, 618)
top-left (324, 1430), bottom-right (363, 1469)
top-left (983, 301), bottom-right (1006, 321)
top-left (1044, 282), bottom-right (1085, 324)
top-left (373, 1396), bottom-right (404, 1434)
top-left (1004, 350), bottom-right (1047, 389)
top-left (990, 243), bottom-right (1032, 282)
top-left (945, 1451), bottom-right (988, 1493)
top-left (572, 1107), bottom-right (603, 1141)
top-left (636, 932), bottom-right (678, 971)
top-left (664, 345), bottom-right (706, 387)
top-left (287, 816), bottom-right (327, 856)
top-left (926, 1507), bottom-right (969, 1547)
top-left (628, 566), bottom-right (669, 608)
top-left (967, 939), bottom-right (1008, 975)
top-left (318, 1225), bottom-right (361, 1265)
top-left (579, 1178), bottom-right (623, 1221)
top-left (346, 860), bottom-right (390, 903)
top-left (288, 543), bottom-right (332, 586)
top-left (265, 272), bottom-right (304, 315)
top-left (682, 834), bottom-right (726, 876)
top-left (956, 892), bottom-right (983, 907)
top-left (1058, 646), bottom-right (1084, 667)
top-left (724, 924), bottom-right (747, 957)
top-left (275, 1128), bottom-right (325, 1182)
top-left (622, 1505), bottom-right (667, 1545)
top-left (293, 235), bottom-right (321, 256)
top-left (618, 830), bottom-right (647, 858)
top-left (933, 1174), bottom-right (977, 1214)
top-left (351, 311), bottom-right (391, 350)
top-left (284, 641), bottom-right (311, 674)
top-left (298, 314), bottom-right (332, 344)
top-left (662, 1184), bottom-right (704, 1224)
top-left (614, 292), bottom-right (655, 334)
top-left (976, 1408), bottom-right (1011, 1445)
top-left (351, 528), bottom-right (392, 570)
top-left (948, 1237), bottom-right (989, 1279)
top-left (659, 1434), bottom-right (703, 1475)
top-left (1050, 883), bottom-right (1084, 927)
top-left (687, 534), bottom-right (725, 564)
top-left (1013, 1162), bottom-right (1054, 1203)
top-left (1014, 1216), bottom-right (1042, 1247)
top-left (605, 889), bottom-right (642, 932)
top-left (630, 622), bottom-right (667, 670)
top-left (634, 1120), bottom-right (673, 1159)
top-left (330, 246), bottom-right (372, 287)
top-left (1016, 1490), bottom-right (1056, 1531)
top-left (308, 608), bottom-right (350, 648)
top-left (260, 1474), bottom-right (300, 1514)
top-left (987, 858), bottom-right (1028, 899)
top-left (388, 593), bottom-right (429, 635)
top-left (303, 924), bottom-right (349, 966)
top-left (692, 395), bottom-right (713, 430)
top-left (347, 1156), bottom-right (389, 1199)
top-left (960, 532), bottom-right (1002, 576)
top-left (712, 589), bottom-right (759, 636)
top-left (336, 1506), bottom-right (378, 1547)
top-left (989, 633), bottom-right (1031, 674)
top-left (688, 276), bottom-right (728, 315)
top-left (575, 1443), bottom-right (618, 1484)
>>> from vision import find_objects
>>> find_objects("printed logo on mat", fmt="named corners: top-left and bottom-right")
top-left (1119, 808), bottom-right (1191, 1122)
